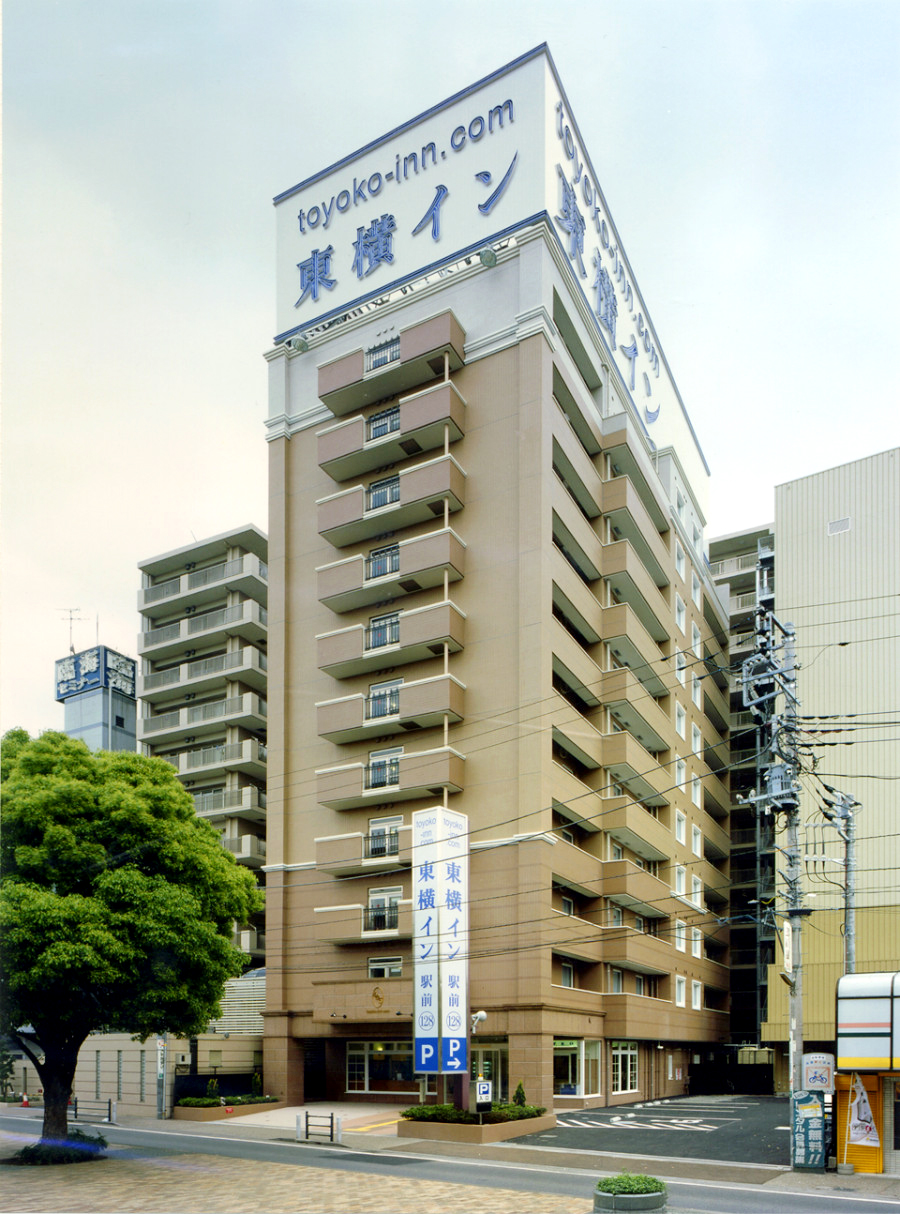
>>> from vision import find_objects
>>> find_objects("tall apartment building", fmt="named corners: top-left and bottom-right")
top-left (708, 526), bottom-right (776, 1052)
top-left (762, 450), bottom-right (900, 1090)
top-left (263, 46), bottom-right (732, 1110)
top-left (137, 526), bottom-right (268, 961)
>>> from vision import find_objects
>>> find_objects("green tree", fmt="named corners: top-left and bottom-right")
top-left (0, 730), bottom-right (263, 1144)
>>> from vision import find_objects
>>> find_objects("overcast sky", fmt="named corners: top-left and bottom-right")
top-left (3, 0), bottom-right (898, 737)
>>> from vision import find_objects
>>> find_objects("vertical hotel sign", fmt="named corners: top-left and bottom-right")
top-left (412, 807), bottom-right (469, 1074)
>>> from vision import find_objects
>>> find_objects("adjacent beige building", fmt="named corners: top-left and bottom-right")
top-left (263, 47), bottom-right (732, 1110)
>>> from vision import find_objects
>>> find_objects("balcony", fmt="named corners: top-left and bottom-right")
top-left (223, 834), bottom-right (267, 869)
top-left (138, 553), bottom-right (268, 613)
top-left (602, 926), bottom-right (674, 973)
top-left (317, 601), bottom-right (465, 679)
top-left (314, 900), bottom-right (413, 943)
top-left (545, 911), bottom-right (604, 964)
top-left (602, 540), bottom-right (670, 644)
top-left (311, 977), bottom-right (412, 1023)
top-left (138, 646), bottom-right (267, 703)
top-left (318, 527), bottom-right (465, 614)
top-left (703, 770), bottom-right (731, 820)
top-left (317, 454), bottom-right (465, 548)
top-left (602, 795), bottom-right (670, 863)
top-left (600, 476), bottom-right (669, 590)
top-left (164, 738), bottom-right (267, 781)
top-left (317, 746), bottom-right (465, 809)
top-left (601, 993), bottom-right (729, 1042)
top-left (602, 667), bottom-right (668, 754)
top-left (139, 601), bottom-right (267, 661)
top-left (601, 413), bottom-right (671, 533)
top-left (235, 927), bottom-right (266, 959)
top-left (193, 785), bottom-right (266, 825)
top-left (600, 602), bottom-right (668, 697)
top-left (315, 827), bottom-right (414, 876)
top-left (318, 311), bottom-right (465, 416)
top-left (601, 731), bottom-right (670, 807)
top-left (318, 381), bottom-right (466, 481)
top-left (551, 837), bottom-right (604, 890)
top-left (551, 762), bottom-right (604, 832)
top-left (138, 693), bottom-right (267, 747)
top-left (317, 676), bottom-right (464, 744)
top-left (602, 858), bottom-right (677, 918)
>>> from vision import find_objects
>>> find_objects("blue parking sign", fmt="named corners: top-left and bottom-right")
top-left (415, 1038), bottom-right (439, 1073)
top-left (442, 1036), bottom-right (467, 1073)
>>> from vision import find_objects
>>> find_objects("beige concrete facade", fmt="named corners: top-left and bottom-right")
top-left (263, 212), bottom-right (732, 1110)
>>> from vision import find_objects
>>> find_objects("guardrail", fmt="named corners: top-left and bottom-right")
top-left (72, 1097), bottom-right (117, 1124)
top-left (297, 1112), bottom-right (342, 1143)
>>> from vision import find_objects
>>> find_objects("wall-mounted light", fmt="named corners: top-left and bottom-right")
top-left (478, 248), bottom-right (497, 268)
top-left (286, 335), bottom-right (308, 353)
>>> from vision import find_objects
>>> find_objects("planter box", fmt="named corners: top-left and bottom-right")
top-left (594, 1191), bottom-right (666, 1211)
top-left (173, 1101), bottom-right (287, 1122)
top-left (397, 1112), bottom-right (556, 1144)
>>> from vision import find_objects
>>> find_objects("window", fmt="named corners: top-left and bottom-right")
top-left (692, 927), bottom-right (703, 958)
top-left (611, 1041), bottom-right (639, 1093)
top-left (611, 968), bottom-right (623, 993)
top-left (676, 976), bottom-right (686, 1007)
top-left (366, 679), bottom-right (401, 720)
top-left (561, 961), bottom-right (575, 988)
top-left (634, 914), bottom-right (645, 933)
top-left (692, 622), bottom-right (702, 659)
top-left (675, 920), bottom-right (686, 951)
top-left (346, 1040), bottom-right (416, 1094)
top-left (366, 749), bottom-right (402, 792)
top-left (675, 866), bottom-right (686, 896)
top-left (560, 827), bottom-right (575, 844)
top-left (368, 956), bottom-right (403, 978)
top-left (692, 523), bottom-right (702, 551)
top-left (692, 875), bottom-right (703, 906)
top-left (609, 904), bottom-right (623, 927)
top-left (675, 810), bottom-right (686, 845)
top-left (691, 672), bottom-right (702, 707)
top-left (366, 612), bottom-right (399, 650)
top-left (692, 571), bottom-right (701, 608)
top-left (366, 886), bottom-right (402, 931)
top-left (692, 980), bottom-right (702, 1010)
top-left (561, 895), bottom-right (575, 916)
top-left (675, 594), bottom-right (686, 633)
top-left (366, 813), bottom-right (402, 858)
top-left (676, 703), bottom-right (686, 738)
top-left (612, 842), bottom-right (623, 861)
top-left (691, 723), bottom-right (702, 754)
top-left (367, 474), bottom-right (400, 511)
top-left (676, 490), bottom-right (685, 519)
top-left (691, 775), bottom-right (702, 807)
top-left (635, 974), bottom-right (645, 996)
top-left (675, 757), bottom-right (686, 789)
top-left (366, 544), bottom-right (399, 579)
top-left (675, 541), bottom-right (685, 580)
top-left (675, 651), bottom-right (686, 685)
top-left (692, 824), bottom-right (702, 856)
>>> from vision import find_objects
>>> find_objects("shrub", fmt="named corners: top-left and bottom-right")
top-left (512, 1081), bottom-right (527, 1106)
top-left (4, 1128), bottom-right (107, 1166)
top-left (176, 1096), bottom-right (222, 1108)
top-left (251, 1071), bottom-right (262, 1096)
top-left (400, 1101), bottom-right (546, 1125)
top-left (596, 1172), bottom-right (666, 1196)
top-left (205, 1077), bottom-right (219, 1100)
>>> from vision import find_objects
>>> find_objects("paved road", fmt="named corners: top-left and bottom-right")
top-left (525, 1095), bottom-right (792, 1164)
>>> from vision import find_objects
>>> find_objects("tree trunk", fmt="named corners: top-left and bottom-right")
top-left (35, 1041), bottom-right (82, 1143)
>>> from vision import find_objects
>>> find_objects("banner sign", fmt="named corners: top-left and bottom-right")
top-left (412, 807), bottom-right (468, 1075)
top-left (791, 1090), bottom-right (827, 1170)
top-left (849, 1074), bottom-right (880, 1147)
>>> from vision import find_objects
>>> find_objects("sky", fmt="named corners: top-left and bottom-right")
top-left (2, 0), bottom-right (899, 737)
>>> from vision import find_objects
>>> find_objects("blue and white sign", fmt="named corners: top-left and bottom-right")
top-left (55, 646), bottom-right (136, 702)
top-left (412, 807), bottom-right (469, 1074)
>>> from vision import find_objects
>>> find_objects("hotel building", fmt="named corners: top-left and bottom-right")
top-left (263, 46), bottom-right (732, 1110)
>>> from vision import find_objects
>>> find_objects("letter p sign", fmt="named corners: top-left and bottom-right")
top-left (415, 1038), bottom-right (438, 1072)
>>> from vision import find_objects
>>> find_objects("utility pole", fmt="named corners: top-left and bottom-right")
top-left (819, 786), bottom-right (859, 975)
top-left (742, 542), bottom-right (807, 1095)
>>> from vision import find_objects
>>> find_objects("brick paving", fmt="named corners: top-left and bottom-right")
top-left (0, 1131), bottom-right (591, 1214)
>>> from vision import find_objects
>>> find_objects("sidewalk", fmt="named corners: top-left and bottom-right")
top-left (1, 1104), bottom-right (899, 1213)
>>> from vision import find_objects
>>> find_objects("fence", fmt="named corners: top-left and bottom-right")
top-left (297, 1112), bottom-right (342, 1143)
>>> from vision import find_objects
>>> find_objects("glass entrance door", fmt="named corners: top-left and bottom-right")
top-left (470, 1047), bottom-right (508, 1101)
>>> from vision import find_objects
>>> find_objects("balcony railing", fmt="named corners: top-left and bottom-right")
top-left (365, 336), bottom-right (400, 372)
top-left (364, 832), bottom-right (400, 859)
top-left (364, 905), bottom-right (399, 931)
top-left (366, 547), bottom-right (400, 580)
top-left (364, 759), bottom-right (400, 789)
top-left (367, 406), bottom-right (401, 440)
top-left (365, 618), bottom-right (400, 649)
top-left (366, 690), bottom-right (399, 720)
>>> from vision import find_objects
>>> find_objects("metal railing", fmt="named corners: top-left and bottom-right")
top-left (364, 905), bottom-right (399, 931)
top-left (365, 618), bottom-right (400, 649)
top-left (365, 547), bottom-right (400, 580)
top-left (366, 477), bottom-right (400, 511)
top-left (364, 831), bottom-right (400, 859)
top-left (365, 336), bottom-right (400, 372)
top-left (72, 1097), bottom-right (117, 1124)
top-left (366, 406), bottom-right (400, 440)
top-left (365, 690), bottom-right (399, 720)
top-left (364, 760), bottom-right (400, 790)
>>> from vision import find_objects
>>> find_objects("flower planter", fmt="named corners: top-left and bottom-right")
top-left (397, 1112), bottom-right (556, 1144)
top-left (594, 1190), bottom-right (666, 1211)
top-left (173, 1101), bottom-right (287, 1121)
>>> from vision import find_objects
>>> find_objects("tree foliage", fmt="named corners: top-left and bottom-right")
top-left (0, 730), bottom-right (263, 1142)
